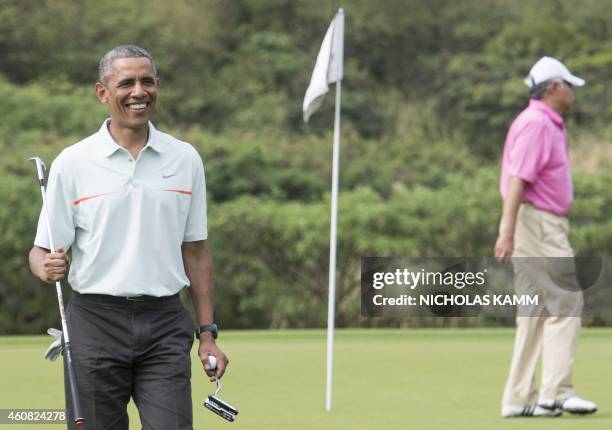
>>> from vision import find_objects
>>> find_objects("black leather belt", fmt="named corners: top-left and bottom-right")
top-left (72, 291), bottom-right (180, 303)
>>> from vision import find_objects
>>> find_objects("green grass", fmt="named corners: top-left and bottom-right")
top-left (0, 328), bottom-right (610, 429)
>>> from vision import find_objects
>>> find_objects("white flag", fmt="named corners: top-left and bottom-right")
top-left (303, 10), bottom-right (344, 122)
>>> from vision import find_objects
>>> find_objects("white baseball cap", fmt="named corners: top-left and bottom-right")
top-left (524, 56), bottom-right (586, 88)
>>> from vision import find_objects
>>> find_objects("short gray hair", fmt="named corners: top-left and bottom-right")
top-left (98, 45), bottom-right (157, 84)
top-left (529, 79), bottom-right (562, 100)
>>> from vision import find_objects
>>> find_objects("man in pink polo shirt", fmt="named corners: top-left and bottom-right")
top-left (495, 56), bottom-right (597, 418)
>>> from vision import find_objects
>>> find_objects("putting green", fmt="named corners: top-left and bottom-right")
top-left (0, 329), bottom-right (609, 429)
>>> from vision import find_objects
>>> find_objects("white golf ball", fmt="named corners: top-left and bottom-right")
top-left (208, 355), bottom-right (217, 370)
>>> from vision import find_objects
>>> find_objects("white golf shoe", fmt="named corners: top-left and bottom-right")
top-left (559, 396), bottom-right (597, 414)
top-left (501, 404), bottom-right (562, 418)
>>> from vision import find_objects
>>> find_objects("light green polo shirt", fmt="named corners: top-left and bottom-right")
top-left (34, 120), bottom-right (207, 297)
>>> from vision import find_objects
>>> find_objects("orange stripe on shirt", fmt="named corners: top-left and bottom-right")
top-left (162, 189), bottom-right (192, 195)
top-left (73, 192), bottom-right (116, 206)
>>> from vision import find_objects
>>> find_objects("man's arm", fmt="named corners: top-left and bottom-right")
top-left (494, 176), bottom-right (525, 260)
top-left (29, 245), bottom-right (69, 284)
top-left (182, 240), bottom-right (228, 381)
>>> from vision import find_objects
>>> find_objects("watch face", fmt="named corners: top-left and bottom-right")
top-left (209, 324), bottom-right (218, 338)
top-left (197, 324), bottom-right (218, 339)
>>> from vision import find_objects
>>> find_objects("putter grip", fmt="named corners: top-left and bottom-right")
top-left (64, 343), bottom-right (85, 426)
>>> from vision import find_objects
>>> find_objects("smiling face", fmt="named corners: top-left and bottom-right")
top-left (95, 57), bottom-right (159, 131)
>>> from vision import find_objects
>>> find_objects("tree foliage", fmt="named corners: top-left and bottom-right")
top-left (1, 0), bottom-right (612, 332)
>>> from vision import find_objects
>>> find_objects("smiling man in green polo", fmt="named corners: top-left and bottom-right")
top-left (29, 45), bottom-right (226, 430)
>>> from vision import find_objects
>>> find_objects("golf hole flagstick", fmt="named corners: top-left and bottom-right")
top-left (30, 157), bottom-right (85, 428)
top-left (204, 355), bottom-right (239, 422)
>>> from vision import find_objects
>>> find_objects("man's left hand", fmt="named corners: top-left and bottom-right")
top-left (198, 338), bottom-right (228, 382)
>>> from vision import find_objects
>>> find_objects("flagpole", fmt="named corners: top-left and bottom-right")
top-left (326, 78), bottom-right (341, 412)
top-left (301, 7), bottom-right (344, 412)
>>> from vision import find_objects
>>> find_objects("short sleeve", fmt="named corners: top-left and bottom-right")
top-left (508, 121), bottom-right (552, 184)
top-left (183, 151), bottom-right (208, 242)
top-left (33, 156), bottom-right (76, 251)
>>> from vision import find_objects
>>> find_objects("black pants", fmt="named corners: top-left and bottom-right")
top-left (64, 292), bottom-right (194, 430)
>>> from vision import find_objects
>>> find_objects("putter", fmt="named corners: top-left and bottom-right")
top-left (203, 356), bottom-right (239, 422)
top-left (30, 157), bottom-right (85, 427)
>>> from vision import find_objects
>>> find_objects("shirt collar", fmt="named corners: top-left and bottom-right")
top-left (97, 119), bottom-right (164, 157)
top-left (528, 99), bottom-right (564, 128)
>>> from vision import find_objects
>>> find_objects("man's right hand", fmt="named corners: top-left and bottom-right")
top-left (494, 235), bottom-right (514, 261)
top-left (495, 176), bottom-right (524, 262)
top-left (39, 248), bottom-right (69, 283)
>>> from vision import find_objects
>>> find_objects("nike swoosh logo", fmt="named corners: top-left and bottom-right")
top-left (162, 173), bottom-right (177, 179)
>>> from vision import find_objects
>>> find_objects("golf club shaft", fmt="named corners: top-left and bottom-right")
top-left (35, 172), bottom-right (85, 427)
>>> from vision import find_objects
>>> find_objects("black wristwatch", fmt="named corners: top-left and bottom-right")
top-left (195, 323), bottom-right (218, 339)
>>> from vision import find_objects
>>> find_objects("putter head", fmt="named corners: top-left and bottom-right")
top-left (29, 157), bottom-right (47, 184)
top-left (204, 395), bottom-right (239, 422)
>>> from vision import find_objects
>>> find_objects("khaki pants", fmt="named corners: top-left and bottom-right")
top-left (502, 204), bottom-right (582, 406)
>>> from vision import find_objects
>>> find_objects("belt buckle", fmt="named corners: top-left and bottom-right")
top-left (126, 296), bottom-right (145, 302)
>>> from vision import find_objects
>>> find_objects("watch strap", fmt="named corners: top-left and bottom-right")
top-left (195, 323), bottom-right (218, 339)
